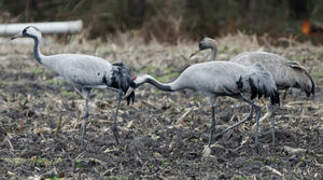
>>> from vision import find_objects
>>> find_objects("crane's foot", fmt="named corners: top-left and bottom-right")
top-left (112, 124), bottom-right (120, 144)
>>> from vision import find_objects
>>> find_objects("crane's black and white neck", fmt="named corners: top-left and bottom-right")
top-left (132, 74), bottom-right (177, 92)
top-left (12, 26), bottom-right (45, 63)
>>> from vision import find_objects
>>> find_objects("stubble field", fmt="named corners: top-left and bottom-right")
top-left (0, 33), bottom-right (323, 179)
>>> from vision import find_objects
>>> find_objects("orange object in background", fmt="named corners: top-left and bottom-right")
top-left (301, 20), bottom-right (323, 35)
top-left (301, 20), bottom-right (311, 35)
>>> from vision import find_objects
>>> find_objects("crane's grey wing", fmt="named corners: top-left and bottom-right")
top-left (231, 52), bottom-right (291, 87)
top-left (231, 52), bottom-right (315, 96)
top-left (178, 61), bottom-right (246, 96)
top-left (43, 54), bottom-right (113, 86)
top-left (231, 51), bottom-right (290, 65)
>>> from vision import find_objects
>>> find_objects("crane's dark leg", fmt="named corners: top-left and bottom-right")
top-left (207, 96), bottom-right (217, 147)
top-left (239, 96), bottom-right (261, 148)
top-left (103, 87), bottom-right (125, 144)
top-left (282, 89), bottom-right (289, 100)
top-left (112, 91), bottom-right (123, 144)
top-left (269, 104), bottom-right (276, 145)
top-left (208, 105), bottom-right (216, 147)
top-left (81, 88), bottom-right (91, 148)
top-left (214, 106), bottom-right (254, 140)
top-left (254, 105), bottom-right (261, 149)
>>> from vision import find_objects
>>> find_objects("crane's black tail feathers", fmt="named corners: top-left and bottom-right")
top-left (305, 70), bottom-right (315, 97)
top-left (108, 62), bottom-right (136, 105)
top-left (238, 63), bottom-right (280, 105)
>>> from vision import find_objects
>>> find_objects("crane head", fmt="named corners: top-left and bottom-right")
top-left (190, 37), bottom-right (217, 58)
top-left (199, 37), bottom-right (217, 50)
top-left (126, 79), bottom-right (136, 105)
top-left (123, 75), bottom-right (149, 100)
top-left (11, 26), bottom-right (42, 40)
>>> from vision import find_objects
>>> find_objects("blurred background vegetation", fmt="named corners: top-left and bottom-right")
top-left (1, 0), bottom-right (323, 44)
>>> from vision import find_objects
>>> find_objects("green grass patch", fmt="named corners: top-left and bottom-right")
top-left (2, 157), bottom-right (27, 166)
top-left (104, 50), bottom-right (111, 56)
top-left (295, 156), bottom-right (307, 167)
top-left (50, 177), bottom-right (65, 180)
top-left (76, 162), bottom-right (83, 169)
top-left (261, 107), bottom-right (266, 113)
top-left (153, 89), bottom-right (162, 96)
top-left (156, 72), bottom-right (179, 82)
top-left (165, 66), bottom-right (177, 72)
top-left (232, 48), bottom-right (242, 54)
top-left (290, 55), bottom-right (306, 62)
top-left (30, 68), bottom-right (44, 75)
top-left (142, 65), bottom-right (156, 74)
top-left (192, 94), bottom-right (203, 103)
top-left (47, 79), bottom-right (64, 85)
top-left (218, 45), bottom-right (229, 53)
top-left (37, 157), bottom-right (51, 167)
top-left (61, 91), bottom-right (78, 98)
top-left (160, 160), bottom-right (166, 167)
top-left (245, 157), bottom-right (265, 164)
top-left (108, 175), bottom-right (128, 180)
top-left (310, 72), bottom-right (323, 78)
top-left (271, 156), bottom-right (281, 164)
top-left (233, 174), bottom-right (251, 180)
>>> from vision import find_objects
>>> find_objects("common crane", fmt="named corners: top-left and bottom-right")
top-left (195, 37), bottom-right (315, 97)
top-left (193, 37), bottom-right (315, 133)
top-left (125, 61), bottom-right (280, 148)
top-left (11, 26), bottom-right (136, 147)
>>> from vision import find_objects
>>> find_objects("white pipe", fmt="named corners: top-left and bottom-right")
top-left (0, 20), bottom-right (83, 35)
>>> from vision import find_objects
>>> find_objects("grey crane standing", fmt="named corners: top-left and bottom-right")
top-left (231, 52), bottom-right (315, 97)
top-left (11, 26), bottom-right (136, 147)
top-left (194, 37), bottom-right (315, 97)
top-left (192, 37), bottom-right (315, 132)
top-left (125, 61), bottom-right (280, 148)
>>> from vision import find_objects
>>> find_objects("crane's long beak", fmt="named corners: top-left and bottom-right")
top-left (11, 31), bottom-right (23, 40)
top-left (189, 50), bottom-right (201, 58)
top-left (123, 87), bottom-right (135, 99)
